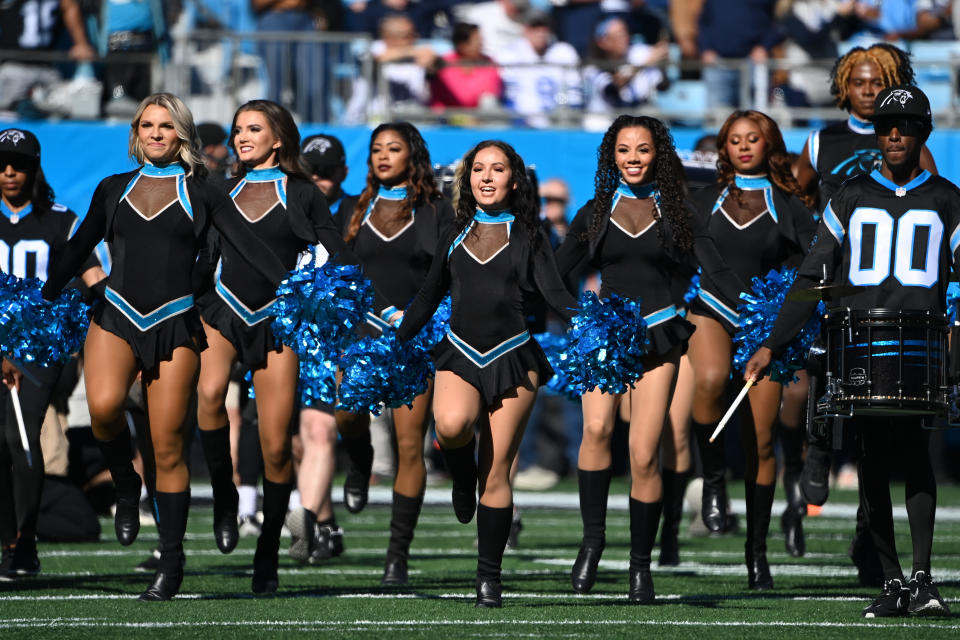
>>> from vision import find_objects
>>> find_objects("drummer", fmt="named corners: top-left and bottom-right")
top-left (745, 85), bottom-right (954, 619)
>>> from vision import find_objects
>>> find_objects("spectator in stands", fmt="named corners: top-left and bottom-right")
top-left (428, 22), bottom-right (502, 109)
top-left (350, 0), bottom-right (445, 38)
top-left (697, 0), bottom-right (783, 112)
top-left (0, 0), bottom-right (96, 117)
top-left (874, 0), bottom-right (954, 40)
top-left (583, 16), bottom-right (667, 130)
top-left (496, 9), bottom-right (582, 128)
top-left (540, 177), bottom-right (571, 235)
top-left (552, 0), bottom-right (602, 57)
top-left (89, 0), bottom-right (169, 116)
top-left (456, 0), bottom-right (527, 57)
top-left (197, 122), bottom-right (234, 180)
top-left (301, 133), bottom-right (353, 215)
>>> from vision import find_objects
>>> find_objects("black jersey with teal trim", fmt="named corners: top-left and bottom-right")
top-left (0, 199), bottom-right (94, 281)
top-left (764, 170), bottom-right (960, 354)
top-left (555, 182), bottom-right (746, 327)
top-left (397, 211), bottom-right (576, 353)
top-left (807, 115), bottom-right (882, 210)
top-left (42, 165), bottom-right (288, 326)
top-left (690, 175), bottom-right (816, 328)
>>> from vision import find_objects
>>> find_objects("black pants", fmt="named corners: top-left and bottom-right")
top-left (856, 416), bottom-right (936, 580)
top-left (0, 362), bottom-right (63, 545)
top-left (37, 475), bottom-right (101, 542)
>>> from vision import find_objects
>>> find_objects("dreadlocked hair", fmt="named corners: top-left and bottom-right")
top-left (830, 43), bottom-right (914, 111)
top-left (716, 110), bottom-right (815, 209)
top-left (452, 140), bottom-right (541, 251)
top-left (591, 115), bottom-right (691, 252)
top-left (345, 122), bottom-right (439, 242)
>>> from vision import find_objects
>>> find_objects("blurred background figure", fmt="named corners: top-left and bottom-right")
top-left (197, 122), bottom-right (233, 180)
top-left (428, 22), bottom-right (502, 110)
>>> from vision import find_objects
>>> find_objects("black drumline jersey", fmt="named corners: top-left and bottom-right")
top-left (0, 198), bottom-right (96, 281)
top-left (807, 115), bottom-right (882, 212)
top-left (397, 211), bottom-right (576, 362)
top-left (0, 0), bottom-right (63, 50)
top-left (42, 164), bottom-right (288, 330)
top-left (335, 184), bottom-right (455, 330)
top-left (691, 175), bottom-right (817, 329)
top-left (555, 181), bottom-right (746, 329)
top-left (765, 169), bottom-right (960, 353)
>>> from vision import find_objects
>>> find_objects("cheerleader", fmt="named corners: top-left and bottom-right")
top-left (333, 122), bottom-right (455, 585)
top-left (0, 128), bottom-right (104, 579)
top-left (555, 115), bottom-right (744, 602)
top-left (686, 110), bottom-right (816, 589)
top-left (194, 100), bottom-right (378, 594)
top-left (39, 93), bottom-right (288, 600)
top-left (397, 140), bottom-right (576, 607)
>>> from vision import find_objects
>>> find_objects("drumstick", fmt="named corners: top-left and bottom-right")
top-left (709, 378), bottom-right (755, 443)
top-left (10, 386), bottom-right (32, 468)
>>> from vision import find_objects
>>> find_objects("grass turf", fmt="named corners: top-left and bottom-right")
top-left (2, 478), bottom-right (959, 639)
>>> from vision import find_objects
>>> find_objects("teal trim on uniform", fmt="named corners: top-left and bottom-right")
top-left (474, 209), bottom-right (515, 223)
top-left (848, 115), bottom-right (875, 135)
top-left (140, 163), bottom-right (185, 177)
top-left (245, 167), bottom-right (285, 182)
top-left (698, 289), bottom-right (740, 327)
top-left (446, 329), bottom-right (530, 368)
top-left (215, 278), bottom-right (277, 326)
top-left (869, 169), bottom-right (931, 194)
top-left (822, 201), bottom-right (844, 244)
top-left (0, 201), bottom-right (31, 222)
top-left (733, 174), bottom-right (771, 190)
top-left (105, 287), bottom-right (193, 331)
top-left (644, 304), bottom-right (678, 328)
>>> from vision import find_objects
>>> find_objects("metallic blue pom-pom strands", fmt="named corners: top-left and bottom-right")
top-left (337, 329), bottom-right (431, 415)
top-left (0, 272), bottom-right (88, 367)
top-left (533, 331), bottom-right (578, 399)
top-left (732, 267), bottom-right (824, 385)
top-left (558, 291), bottom-right (648, 395)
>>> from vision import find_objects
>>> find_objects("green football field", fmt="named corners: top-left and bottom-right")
top-left (2, 478), bottom-right (959, 639)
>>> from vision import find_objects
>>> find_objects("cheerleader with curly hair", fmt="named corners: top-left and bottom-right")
top-left (331, 122), bottom-right (455, 586)
top-left (396, 140), bottom-right (576, 607)
top-left (686, 110), bottom-right (817, 589)
top-left (555, 115), bottom-right (744, 603)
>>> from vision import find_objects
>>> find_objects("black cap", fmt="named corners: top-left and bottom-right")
top-left (870, 85), bottom-right (932, 123)
top-left (197, 122), bottom-right (228, 148)
top-left (302, 134), bottom-right (346, 169)
top-left (0, 128), bottom-right (40, 161)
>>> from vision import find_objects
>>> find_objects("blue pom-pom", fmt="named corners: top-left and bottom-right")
top-left (271, 262), bottom-right (374, 363)
top-left (533, 331), bottom-right (578, 399)
top-left (298, 356), bottom-right (338, 409)
top-left (0, 273), bottom-right (89, 367)
top-left (558, 292), bottom-right (648, 395)
top-left (337, 329), bottom-right (431, 415)
top-left (947, 282), bottom-right (960, 324)
top-left (410, 295), bottom-right (451, 351)
top-left (683, 273), bottom-right (701, 306)
top-left (732, 268), bottom-right (824, 385)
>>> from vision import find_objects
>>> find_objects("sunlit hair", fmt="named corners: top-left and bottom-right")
top-left (452, 140), bottom-right (540, 248)
top-left (716, 110), bottom-right (815, 209)
top-left (591, 115), bottom-right (691, 252)
top-left (830, 43), bottom-right (914, 111)
top-left (231, 99), bottom-right (311, 180)
top-left (345, 122), bottom-right (439, 242)
top-left (128, 93), bottom-right (205, 178)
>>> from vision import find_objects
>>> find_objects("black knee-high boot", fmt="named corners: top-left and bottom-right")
top-left (198, 426), bottom-right (239, 554)
top-left (98, 429), bottom-right (142, 546)
top-left (140, 490), bottom-right (189, 601)
top-left (780, 423), bottom-right (806, 557)
top-left (692, 419), bottom-right (729, 533)
top-left (659, 469), bottom-right (689, 566)
top-left (382, 492), bottom-right (424, 585)
top-left (342, 433), bottom-right (373, 514)
top-left (441, 437), bottom-right (477, 524)
top-left (253, 479), bottom-right (292, 594)
top-left (746, 482), bottom-right (775, 590)
top-left (571, 467), bottom-right (611, 594)
top-left (475, 503), bottom-right (512, 608)
top-left (629, 498), bottom-right (662, 603)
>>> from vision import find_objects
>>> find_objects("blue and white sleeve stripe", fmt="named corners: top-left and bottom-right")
top-left (950, 222), bottom-right (960, 262)
top-left (822, 200), bottom-right (844, 244)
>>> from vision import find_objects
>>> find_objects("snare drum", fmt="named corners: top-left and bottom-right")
top-left (817, 309), bottom-right (948, 418)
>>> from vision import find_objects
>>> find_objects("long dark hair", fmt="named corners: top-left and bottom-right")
top-left (452, 140), bottom-right (540, 249)
top-left (346, 122), bottom-right (439, 242)
top-left (591, 114), bottom-right (691, 252)
top-left (716, 110), bottom-right (815, 209)
top-left (230, 99), bottom-right (311, 180)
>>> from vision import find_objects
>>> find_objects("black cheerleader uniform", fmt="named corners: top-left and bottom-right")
top-left (397, 210), bottom-right (577, 406)
top-left (689, 174), bottom-right (817, 334)
top-left (806, 115), bottom-right (882, 211)
top-left (41, 164), bottom-right (288, 374)
top-left (555, 181), bottom-right (745, 356)
top-left (198, 167), bottom-right (375, 370)
top-left (336, 184), bottom-right (455, 332)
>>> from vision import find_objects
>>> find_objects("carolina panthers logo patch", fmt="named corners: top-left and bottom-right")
top-left (831, 149), bottom-right (882, 178)
top-left (303, 138), bottom-right (332, 154)
top-left (879, 89), bottom-right (913, 109)
top-left (0, 130), bottom-right (26, 146)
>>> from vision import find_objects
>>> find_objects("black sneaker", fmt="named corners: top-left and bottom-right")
top-left (505, 512), bottom-right (522, 550)
top-left (908, 571), bottom-right (951, 617)
top-left (800, 444), bottom-right (832, 507)
top-left (10, 537), bottom-right (39, 577)
top-left (136, 548), bottom-right (162, 572)
top-left (862, 578), bottom-right (909, 618)
top-left (0, 545), bottom-right (15, 582)
top-left (309, 524), bottom-right (345, 564)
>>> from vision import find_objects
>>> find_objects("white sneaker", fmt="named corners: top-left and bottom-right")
top-left (514, 466), bottom-right (560, 490)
